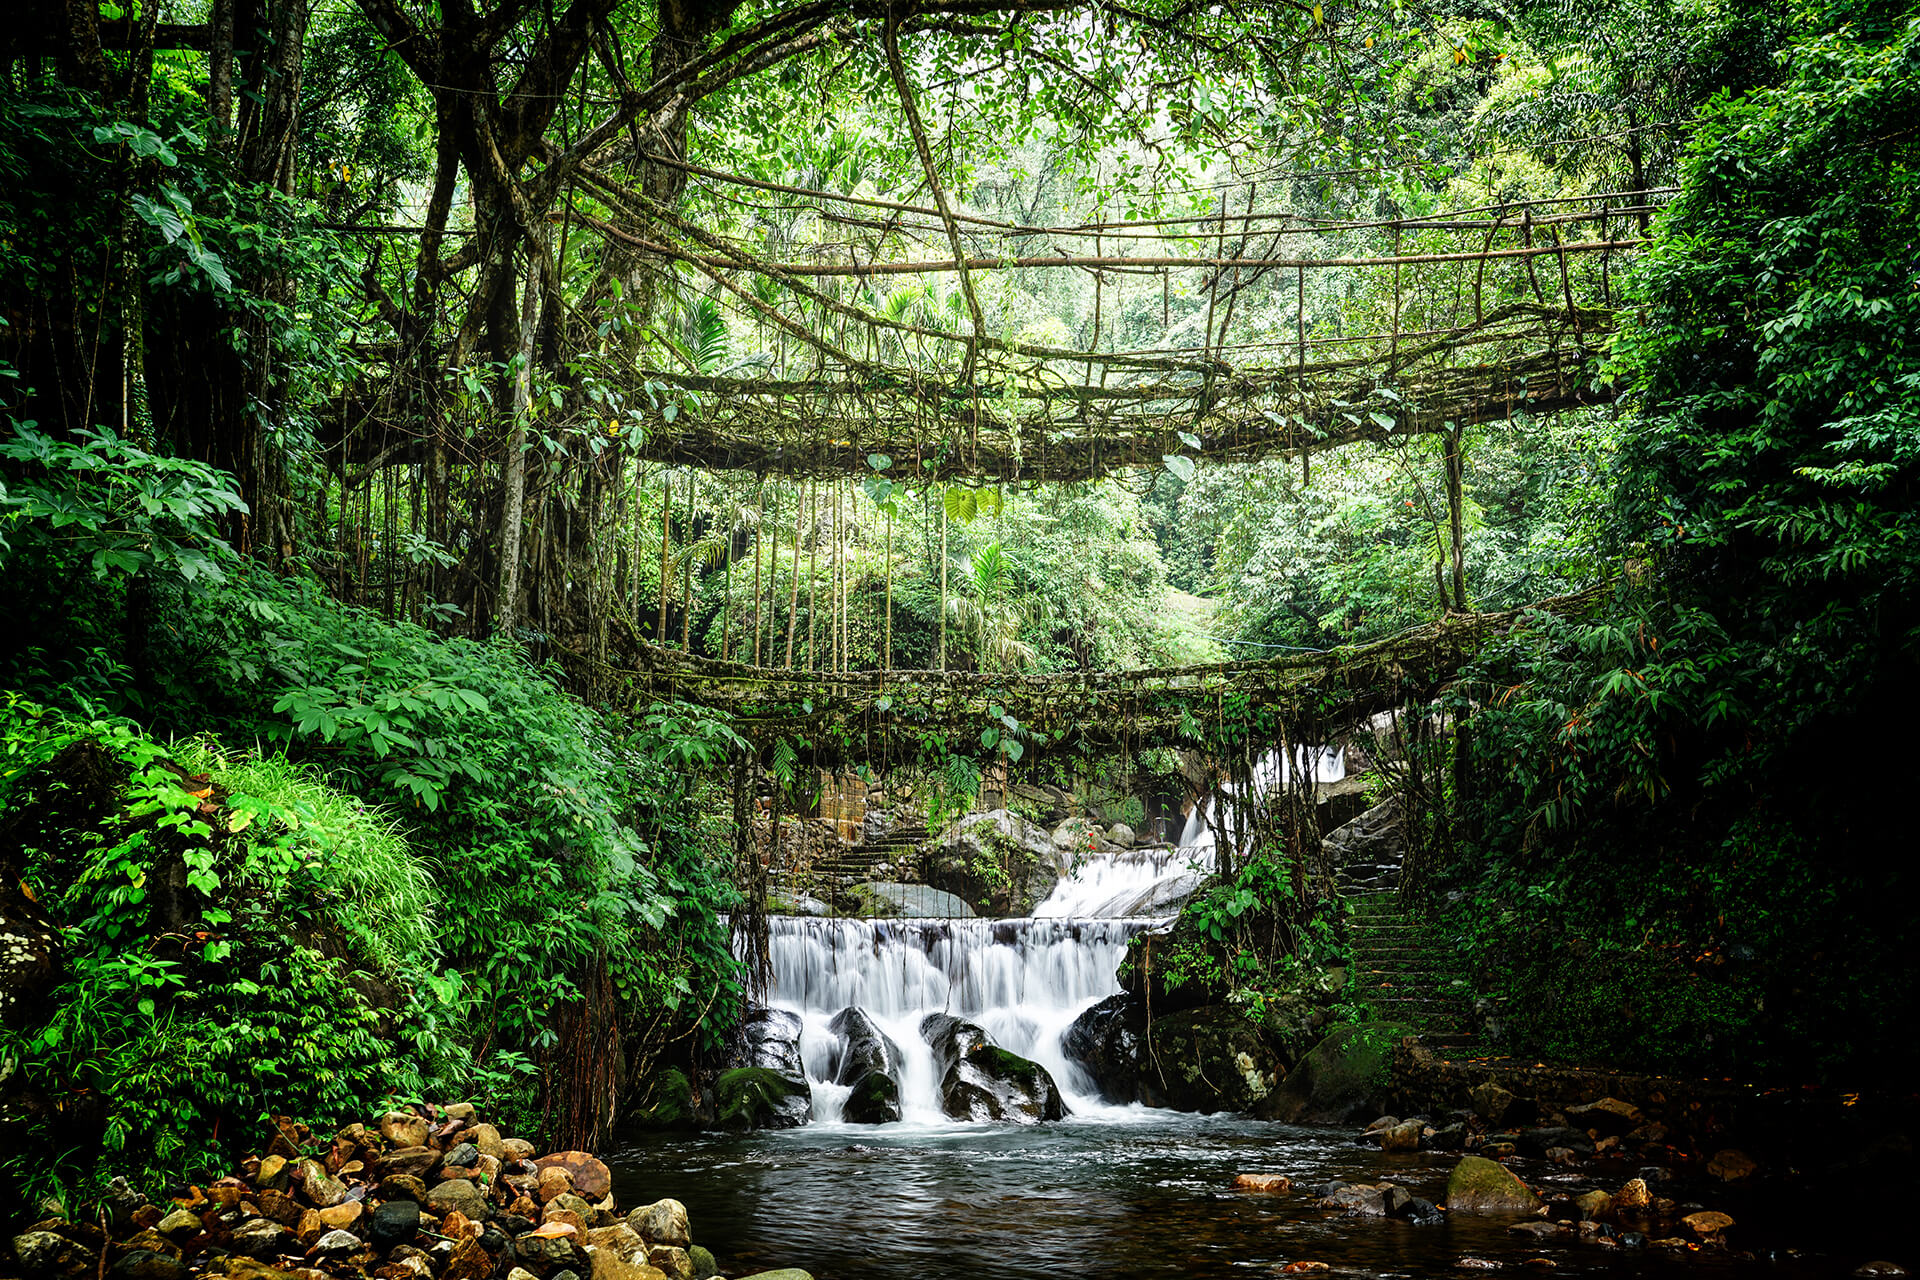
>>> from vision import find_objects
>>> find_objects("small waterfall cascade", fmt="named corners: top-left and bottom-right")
top-left (1180, 745), bottom-right (1345, 856)
top-left (766, 915), bottom-right (1159, 1123)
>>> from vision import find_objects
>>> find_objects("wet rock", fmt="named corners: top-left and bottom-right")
top-left (1706, 1149), bottom-right (1759, 1182)
top-left (1317, 1183), bottom-right (1388, 1216)
top-left (377, 1175), bottom-right (428, 1204)
top-left (688, 1244), bottom-right (718, 1278)
top-left (1469, 1082), bottom-right (1523, 1126)
top-left (254, 1156), bottom-right (291, 1193)
top-left (369, 1200), bottom-right (421, 1251)
top-left (1256, 1023), bottom-right (1407, 1124)
top-left (1508, 1222), bottom-right (1569, 1242)
top-left (298, 1159), bottom-right (347, 1208)
top-left (922, 809), bottom-right (1066, 915)
top-left (826, 1008), bottom-right (904, 1125)
top-left (647, 1245), bottom-right (694, 1280)
top-left (1573, 1191), bottom-right (1612, 1220)
top-left (380, 1112), bottom-right (430, 1149)
top-left (1614, 1178), bottom-right (1653, 1212)
top-left (921, 1013), bottom-right (1066, 1123)
top-left (1566, 1098), bottom-right (1643, 1135)
top-left (1380, 1120), bottom-right (1423, 1153)
top-left (11, 1230), bottom-right (87, 1278)
top-left (469, 1124), bottom-right (504, 1160)
top-left (154, 1211), bottom-right (201, 1242)
top-left (533, 1152), bottom-right (612, 1202)
top-left (628, 1200), bottom-right (691, 1249)
top-left (1403, 1198), bottom-right (1444, 1225)
top-left (1854, 1263), bottom-right (1909, 1278)
top-left (536, 1168), bottom-right (575, 1203)
top-left (729, 1007), bottom-right (807, 1079)
top-left (1517, 1126), bottom-right (1593, 1158)
top-left (1445, 1157), bottom-right (1543, 1215)
top-left (1428, 1123), bottom-right (1468, 1151)
top-left (109, 1252), bottom-right (187, 1280)
top-left (441, 1237), bottom-right (493, 1280)
top-left (1062, 993), bottom-right (1149, 1105)
top-left (1232, 1174), bottom-right (1292, 1192)
top-left (512, 1233), bottom-right (579, 1271)
top-left (228, 1218), bottom-right (292, 1260)
top-left (1682, 1211), bottom-right (1734, 1241)
top-left (1139, 1005), bottom-right (1284, 1113)
top-left (308, 1229), bottom-right (363, 1256)
top-left (443, 1142), bottom-right (479, 1169)
top-left (714, 1067), bottom-right (812, 1131)
top-left (502, 1138), bottom-right (536, 1161)
top-left (1106, 822), bottom-right (1136, 848)
top-left (426, 1179), bottom-right (490, 1222)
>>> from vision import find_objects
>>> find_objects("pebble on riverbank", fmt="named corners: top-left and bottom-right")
top-left (4, 1107), bottom-right (814, 1280)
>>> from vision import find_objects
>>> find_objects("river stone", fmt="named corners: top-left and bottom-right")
top-left (730, 1007), bottom-right (807, 1078)
top-left (1317, 1183), bottom-right (1389, 1216)
top-left (534, 1152), bottom-right (611, 1202)
top-left (1567, 1097), bottom-right (1644, 1135)
top-left (1468, 1081), bottom-right (1519, 1125)
top-left (1258, 1024), bottom-right (1408, 1124)
top-left (921, 809), bottom-right (1068, 914)
top-left (318, 1202), bottom-right (362, 1231)
top-left (377, 1147), bottom-right (440, 1179)
top-left (512, 1234), bottom-right (579, 1269)
top-left (12, 1230), bottom-right (86, 1276)
top-left (1683, 1211), bottom-right (1734, 1240)
top-left (469, 1123), bottom-right (504, 1160)
top-left (688, 1245), bottom-right (718, 1278)
top-left (227, 1218), bottom-right (292, 1259)
top-left (714, 1066), bottom-right (813, 1130)
top-left (443, 1142), bottom-right (479, 1169)
top-left (380, 1112), bottom-right (430, 1149)
top-left (154, 1210), bottom-right (201, 1241)
top-left (502, 1139), bottom-right (536, 1161)
top-left (1062, 993), bottom-right (1149, 1105)
top-left (298, 1159), bottom-right (347, 1208)
top-left (734, 1272), bottom-right (815, 1280)
top-left (827, 1008), bottom-right (904, 1124)
top-left (921, 1013), bottom-right (1066, 1123)
top-left (1106, 822), bottom-right (1136, 848)
top-left (109, 1251), bottom-right (187, 1280)
top-left (1380, 1120), bottom-right (1423, 1153)
top-left (254, 1156), bottom-right (290, 1192)
top-left (1141, 1005), bottom-right (1284, 1113)
top-left (310, 1229), bottom-right (363, 1256)
top-left (426, 1179), bottom-right (490, 1222)
top-left (1445, 1156), bottom-right (1543, 1214)
top-left (378, 1175), bottom-right (428, 1204)
top-left (628, 1199), bottom-right (691, 1249)
top-left (647, 1246), bottom-right (694, 1280)
top-left (369, 1200), bottom-right (421, 1250)
top-left (1707, 1148), bottom-right (1759, 1181)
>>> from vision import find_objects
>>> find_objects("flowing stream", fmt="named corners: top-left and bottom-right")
top-left (610, 841), bottom-right (1887, 1279)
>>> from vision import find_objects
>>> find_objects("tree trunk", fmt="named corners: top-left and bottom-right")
top-left (494, 269), bottom-right (542, 637)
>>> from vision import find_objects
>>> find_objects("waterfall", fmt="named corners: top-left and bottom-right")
top-left (766, 915), bottom-right (1159, 1123)
top-left (1179, 745), bottom-right (1345, 856)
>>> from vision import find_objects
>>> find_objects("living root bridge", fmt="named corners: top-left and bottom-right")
top-left (611, 583), bottom-right (1610, 763)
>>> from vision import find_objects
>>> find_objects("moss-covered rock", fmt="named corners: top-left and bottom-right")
top-left (921, 1013), bottom-right (1066, 1122)
top-left (1140, 1005), bottom-right (1287, 1113)
top-left (688, 1244), bottom-right (719, 1278)
top-left (713, 1067), bottom-right (811, 1131)
top-left (627, 1066), bottom-right (699, 1130)
top-left (1254, 1022), bottom-right (1409, 1124)
top-left (1444, 1155), bottom-right (1543, 1214)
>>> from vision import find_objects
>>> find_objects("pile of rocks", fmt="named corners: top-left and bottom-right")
top-left (6, 1105), bottom-right (810, 1280)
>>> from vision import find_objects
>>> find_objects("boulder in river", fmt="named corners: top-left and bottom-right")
top-left (1444, 1156), bottom-right (1543, 1214)
top-left (1141, 1006), bottom-right (1286, 1113)
top-left (714, 1067), bottom-right (812, 1130)
top-left (827, 1008), bottom-right (904, 1124)
top-left (720, 1007), bottom-right (811, 1127)
top-left (1255, 1023), bottom-right (1408, 1124)
top-left (920, 1013), bottom-right (1066, 1122)
top-left (1062, 993), bottom-right (1149, 1104)
top-left (922, 810), bottom-right (1068, 914)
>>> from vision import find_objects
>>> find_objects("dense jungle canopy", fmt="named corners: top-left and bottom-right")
top-left (0, 0), bottom-right (1916, 1208)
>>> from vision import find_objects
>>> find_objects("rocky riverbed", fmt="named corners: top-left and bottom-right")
top-left (4, 1105), bottom-right (810, 1280)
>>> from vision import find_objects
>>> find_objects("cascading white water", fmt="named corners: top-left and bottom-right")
top-left (1179, 745), bottom-right (1345, 855)
top-left (766, 915), bottom-right (1158, 1124)
top-left (1031, 846), bottom-right (1213, 918)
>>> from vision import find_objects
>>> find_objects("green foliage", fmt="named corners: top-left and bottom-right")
top-left (0, 418), bottom-right (245, 584)
top-left (0, 700), bottom-right (451, 1195)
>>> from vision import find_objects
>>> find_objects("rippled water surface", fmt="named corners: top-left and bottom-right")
top-left (609, 1112), bottom-right (1860, 1280)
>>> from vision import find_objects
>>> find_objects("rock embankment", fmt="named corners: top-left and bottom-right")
top-left (5, 1105), bottom-right (809, 1280)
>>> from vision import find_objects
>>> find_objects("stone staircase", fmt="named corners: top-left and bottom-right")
top-left (1345, 892), bottom-right (1481, 1055)
top-left (1329, 799), bottom-right (1482, 1057)
top-left (811, 820), bottom-right (928, 889)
